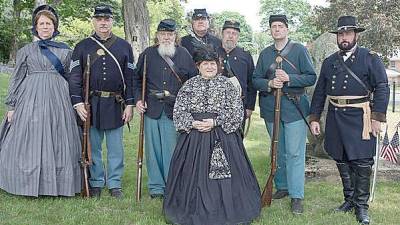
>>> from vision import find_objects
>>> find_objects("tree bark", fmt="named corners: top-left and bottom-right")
top-left (122, 0), bottom-right (150, 63)
top-left (8, 0), bottom-right (22, 65)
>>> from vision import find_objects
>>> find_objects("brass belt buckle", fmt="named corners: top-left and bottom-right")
top-left (100, 91), bottom-right (111, 97)
top-left (337, 99), bottom-right (347, 105)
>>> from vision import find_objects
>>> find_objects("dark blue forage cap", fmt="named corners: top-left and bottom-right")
top-left (269, 14), bottom-right (288, 27)
top-left (93, 4), bottom-right (113, 18)
top-left (157, 19), bottom-right (177, 31)
top-left (223, 20), bottom-right (240, 32)
top-left (192, 8), bottom-right (209, 19)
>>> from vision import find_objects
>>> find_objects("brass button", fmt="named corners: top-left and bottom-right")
top-left (335, 108), bottom-right (338, 111)
top-left (344, 80), bottom-right (348, 83)
top-left (331, 86), bottom-right (335, 90)
top-left (332, 81), bottom-right (335, 84)
top-left (103, 78), bottom-right (106, 80)
top-left (333, 75), bottom-right (336, 79)
top-left (343, 86), bottom-right (347, 89)
top-left (343, 108), bottom-right (347, 111)
top-left (345, 75), bottom-right (349, 78)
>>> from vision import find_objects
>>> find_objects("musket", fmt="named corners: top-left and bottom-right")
top-left (136, 55), bottom-right (147, 202)
top-left (81, 54), bottom-right (92, 198)
top-left (261, 55), bottom-right (283, 207)
top-left (370, 132), bottom-right (382, 202)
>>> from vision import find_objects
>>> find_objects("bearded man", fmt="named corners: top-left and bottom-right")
top-left (309, 16), bottom-right (389, 224)
top-left (217, 20), bottom-right (256, 134)
top-left (133, 19), bottom-right (197, 199)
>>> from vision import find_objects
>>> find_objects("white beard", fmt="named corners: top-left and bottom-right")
top-left (158, 43), bottom-right (176, 57)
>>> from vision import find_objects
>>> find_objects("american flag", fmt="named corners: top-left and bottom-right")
top-left (390, 128), bottom-right (400, 157)
top-left (380, 129), bottom-right (398, 164)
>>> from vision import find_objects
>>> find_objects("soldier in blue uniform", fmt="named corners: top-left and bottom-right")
top-left (69, 4), bottom-right (134, 198)
top-left (217, 20), bottom-right (256, 133)
top-left (181, 8), bottom-right (221, 57)
top-left (309, 16), bottom-right (389, 225)
top-left (253, 15), bottom-right (317, 214)
top-left (134, 19), bottom-right (197, 198)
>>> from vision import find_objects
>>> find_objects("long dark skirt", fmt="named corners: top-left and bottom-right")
top-left (163, 114), bottom-right (261, 225)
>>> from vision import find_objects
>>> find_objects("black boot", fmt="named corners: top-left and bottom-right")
top-left (335, 162), bottom-right (355, 213)
top-left (352, 163), bottom-right (372, 225)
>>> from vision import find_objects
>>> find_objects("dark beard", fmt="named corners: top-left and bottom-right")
top-left (338, 38), bottom-right (357, 51)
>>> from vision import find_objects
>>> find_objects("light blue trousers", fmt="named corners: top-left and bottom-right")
top-left (265, 119), bottom-right (306, 199)
top-left (145, 112), bottom-right (178, 195)
top-left (89, 126), bottom-right (124, 189)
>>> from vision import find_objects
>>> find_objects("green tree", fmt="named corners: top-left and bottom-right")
top-left (314, 0), bottom-right (400, 58)
top-left (259, 0), bottom-right (320, 44)
top-left (147, 0), bottom-right (185, 41)
top-left (212, 11), bottom-right (256, 53)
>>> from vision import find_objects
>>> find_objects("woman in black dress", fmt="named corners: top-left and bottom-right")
top-left (163, 48), bottom-right (261, 225)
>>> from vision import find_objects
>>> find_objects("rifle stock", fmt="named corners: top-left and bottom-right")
top-left (136, 55), bottom-right (147, 202)
top-left (81, 54), bottom-right (92, 198)
top-left (261, 56), bottom-right (283, 207)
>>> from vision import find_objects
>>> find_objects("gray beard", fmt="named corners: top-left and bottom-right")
top-left (223, 41), bottom-right (236, 52)
top-left (158, 43), bottom-right (176, 57)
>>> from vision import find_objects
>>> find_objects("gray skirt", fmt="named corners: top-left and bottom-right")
top-left (0, 72), bottom-right (81, 197)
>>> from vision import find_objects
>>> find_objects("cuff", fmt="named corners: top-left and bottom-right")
top-left (266, 80), bottom-right (272, 92)
top-left (73, 102), bottom-right (84, 109)
top-left (308, 114), bottom-right (320, 123)
top-left (371, 112), bottom-right (386, 122)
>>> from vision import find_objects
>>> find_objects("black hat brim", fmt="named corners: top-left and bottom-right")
top-left (329, 27), bottom-right (365, 34)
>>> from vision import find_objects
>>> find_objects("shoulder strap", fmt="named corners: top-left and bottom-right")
top-left (161, 55), bottom-right (183, 84)
top-left (337, 52), bottom-right (370, 93)
top-left (90, 36), bottom-right (126, 91)
top-left (89, 35), bottom-right (117, 66)
top-left (266, 41), bottom-right (296, 78)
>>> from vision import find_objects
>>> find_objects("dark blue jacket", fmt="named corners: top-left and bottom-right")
top-left (181, 32), bottom-right (221, 57)
top-left (253, 41), bottom-right (317, 123)
top-left (69, 34), bottom-right (135, 130)
top-left (309, 46), bottom-right (390, 160)
top-left (217, 46), bottom-right (256, 110)
top-left (133, 45), bottom-right (197, 120)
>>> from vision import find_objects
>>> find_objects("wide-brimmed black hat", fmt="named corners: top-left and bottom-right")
top-left (269, 14), bottom-right (288, 27)
top-left (192, 8), bottom-right (209, 20)
top-left (157, 19), bottom-right (176, 32)
top-left (32, 5), bottom-right (59, 38)
top-left (223, 20), bottom-right (240, 32)
top-left (93, 4), bottom-right (113, 18)
top-left (330, 16), bottom-right (365, 34)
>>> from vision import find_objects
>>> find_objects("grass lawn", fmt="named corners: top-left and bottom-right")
top-left (0, 73), bottom-right (399, 225)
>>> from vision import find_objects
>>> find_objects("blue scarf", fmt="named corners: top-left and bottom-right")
top-left (38, 39), bottom-right (69, 76)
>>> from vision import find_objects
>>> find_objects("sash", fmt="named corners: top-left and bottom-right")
top-left (38, 40), bottom-right (69, 76)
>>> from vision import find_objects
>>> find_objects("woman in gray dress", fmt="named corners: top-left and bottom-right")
top-left (163, 48), bottom-right (261, 225)
top-left (0, 5), bottom-right (81, 197)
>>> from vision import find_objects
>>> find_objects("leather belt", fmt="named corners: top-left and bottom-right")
top-left (91, 90), bottom-right (121, 98)
top-left (330, 97), bottom-right (369, 105)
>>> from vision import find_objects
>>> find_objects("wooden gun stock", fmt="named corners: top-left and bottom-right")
top-left (81, 54), bottom-right (92, 198)
top-left (136, 56), bottom-right (147, 202)
top-left (261, 56), bottom-right (283, 207)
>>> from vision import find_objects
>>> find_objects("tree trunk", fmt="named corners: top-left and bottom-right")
top-left (8, 0), bottom-right (22, 65)
top-left (122, 0), bottom-right (150, 63)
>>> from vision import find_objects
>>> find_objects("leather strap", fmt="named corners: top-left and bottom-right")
top-left (337, 52), bottom-right (370, 94)
top-left (266, 40), bottom-right (295, 79)
top-left (161, 55), bottom-right (183, 84)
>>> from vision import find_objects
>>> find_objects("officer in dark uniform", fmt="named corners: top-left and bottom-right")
top-left (181, 8), bottom-right (221, 57)
top-left (69, 4), bottom-right (134, 198)
top-left (217, 20), bottom-right (256, 133)
top-left (134, 19), bottom-right (197, 198)
top-left (309, 16), bottom-right (389, 225)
